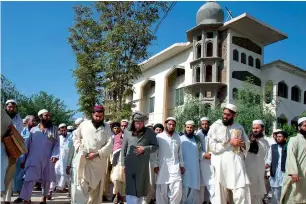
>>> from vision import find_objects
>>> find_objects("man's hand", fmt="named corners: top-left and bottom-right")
top-left (134, 146), bottom-right (145, 155)
top-left (291, 174), bottom-right (301, 183)
top-left (230, 138), bottom-right (242, 147)
top-left (154, 167), bottom-right (159, 174)
top-left (180, 167), bottom-right (185, 174)
top-left (203, 153), bottom-right (211, 160)
top-left (20, 162), bottom-right (25, 169)
top-left (86, 153), bottom-right (98, 160)
top-left (51, 157), bottom-right (58, 163)
top-left (66, 166), bottom-right (71, 175)
top-left (265, 164), bottom-right (270, 169)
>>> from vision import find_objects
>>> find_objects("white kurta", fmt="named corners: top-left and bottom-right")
top-left (180, 135), bottom-right (200, 190)
top-left (74, 121), bottom-right (113, 204)
top-left (245, 138), bottom-right (269, 196)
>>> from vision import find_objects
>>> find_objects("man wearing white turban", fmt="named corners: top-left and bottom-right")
top-left (208, 104), bottom-right (251, 204)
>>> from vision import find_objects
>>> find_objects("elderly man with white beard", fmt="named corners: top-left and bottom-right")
top-left (208, 104), bottom-right (251, 204)
top-left (245, 120), bottom-right (270, 204)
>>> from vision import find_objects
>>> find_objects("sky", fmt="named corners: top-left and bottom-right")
top-left (2, 1), bottom-right (306, 117)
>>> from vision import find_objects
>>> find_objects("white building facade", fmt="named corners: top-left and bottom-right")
top-left (129, 2), bottom-right (306, 128)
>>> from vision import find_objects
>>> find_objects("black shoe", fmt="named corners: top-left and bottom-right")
top-left (14, 198), bottom-right (23, 203)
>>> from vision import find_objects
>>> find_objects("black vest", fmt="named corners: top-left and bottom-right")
top-left (270, 144), bottom-right (287, 177)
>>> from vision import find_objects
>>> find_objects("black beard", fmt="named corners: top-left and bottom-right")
top-left (300, 129), bottom-right (306, 137)
top-left (202, 128), bottom-right (209, 134)
top-left (222, 117), bottom-right (234, 126)
top-left (41, 119), bottom-right (52, 128)
top-left (253, 132), bottom-right (264, 139)
top-left (6, 110), bottom-right (16, 119)
top-left (277, 141), bottom-right (286, 146)
top-left (165, 126), bottom-right (174, 134)
top-left (249, 141), bottom-right (259, 154)
top-left (92, 119), bottom-right (104, 129)
top-left (184, 131), bottom-right (194, 138)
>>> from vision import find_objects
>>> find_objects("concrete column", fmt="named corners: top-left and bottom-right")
top-left (214, 32), bottom-right (218, 57)
top-left (212, 63), bottom-right (217, 82)
top-left (155, 75), bottom-right (165, 123)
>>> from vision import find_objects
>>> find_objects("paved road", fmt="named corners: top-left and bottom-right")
top-left (1, 191), bottom-right (117, 204)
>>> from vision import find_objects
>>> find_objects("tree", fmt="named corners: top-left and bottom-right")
top-left (175, 80), bottom-right (276, 136)
top-left (68, 2), bottom-right (168, 117)
top-left (1, 75), bottom-right (27, 106)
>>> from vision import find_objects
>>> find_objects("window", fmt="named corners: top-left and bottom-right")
top-left (149, 97), bottom-right (155, 113)
top-left (196, 67), bottom-right (201, 82)
top-left (241, 53), bottom-right (246, 64)
top-left (197, 35), bottom-right (202, 41)
top-left (207, 32), bottom-right (213, 38)
top-left (278, 81), bottom-right (288, 98)
top-left (206, 42), bottom-right (213, 57)
top-left (175, 88), bottom-right (184, 106)
top-left (218, 42), bottom-right (222, 57)
top-left (277, 116), bottom-right (287, 127)
top-left (291, 86), bottom-right (301, 102)
top-left (304, 91), bottom-right (306, 104)
top-left (255, 58), bottom-right (261, 69)
top-left (195, 93), bottom-right (200, 98)
top-left (176, 69), bottom-right (185, 77)
top-left (205, 65), bottom-right (212, 82)
top-left (233, 88), bottom-right (238, 99)
top-left (233, 49), bottom-right (239, 61)
top-left (232, 71), bottom-right (261, 86)
top-left (248, 56), bottom-right (254, 67)
top-left (196, 45), bottom-right (201, 59)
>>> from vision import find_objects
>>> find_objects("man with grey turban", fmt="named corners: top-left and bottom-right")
top-left (120, 111), bottom-right (159, 204)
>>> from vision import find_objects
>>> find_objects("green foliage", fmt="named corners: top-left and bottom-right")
top-left (1, 75), bottom-right (75, 126)
top-left (175, 79), bottom-right (276, 135)
top-left (68, 2), bottom-right (168, 117)
top-left (300, 111), bottom-right (306, 117)
top-left (280, 124), bottom-right (297, 139)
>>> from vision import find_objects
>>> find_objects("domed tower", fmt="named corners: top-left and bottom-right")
top-left (186, 1), bottom-right (227, 107)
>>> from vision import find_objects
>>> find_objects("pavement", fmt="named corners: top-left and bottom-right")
top-left (1, 191), bottom-right (117, 204)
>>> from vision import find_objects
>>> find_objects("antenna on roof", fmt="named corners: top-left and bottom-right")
top-left (225, 6), bottom-right (233, 21)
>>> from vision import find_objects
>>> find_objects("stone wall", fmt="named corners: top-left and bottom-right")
top-left (219, 30), bottom-right (227, 83)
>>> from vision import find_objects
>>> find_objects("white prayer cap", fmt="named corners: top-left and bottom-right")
top-left (253, 120), bottom-right (264, 125)
top-left (38, 109), bottom-right (48, 116)
top-left (58, 123), bottom-right (66, 128)
top-left (298, 117), bottom-right (306, 125)
top-left (273, 129), bottom-right (282, 133)
top-left (5, 99), bottom-right (17, 105)
top-left (75, 118), bottom-right (84, 125)
top-left (23, 119), bottom-right (26, 123)
top-left (145, 123), bottom-right (153, 127)
top-left (107, 121), bottom-right (113, 124)
top-left (121, 119), bottom-right (129, 123)
top-left (185, 120), bottom-right (195, 126)
top-left (200, 117), bottom-right (209, 121)
top-left (165, 117), bottom-right (176, 123)
top-left (224, 104), bottom-right (237, 113)
top-left (67, 125), bottom-right (74, 130)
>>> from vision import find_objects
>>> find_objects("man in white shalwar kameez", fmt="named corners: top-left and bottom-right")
top-left (48, 123), bottom-right (70, 198)
top-left (245, 120), bottom-right (270, 204)
top-left (208, 104), bottom-right (251, 204)
top-left (180, 120), bottom-right (201, 204)
top-left (152, 117), bottom-right (184, 204)
top-left (195, 117), bottom-right (215, 204)
top-left (73, 105), bottom-right (113, 204)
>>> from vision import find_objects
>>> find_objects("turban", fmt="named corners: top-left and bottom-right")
top-left (253, 120), bottom-right (264, 125)
top-left (298, 117), bottom-right (306, 125)
top-left (5, 99), bottom-right (17, 105)
top-left (224, 104), bottom-right (237, 113)
top-left (277, 131), bottom-right (288, 138)
top-left (132, 111), bottom-right (148, 122)
top-left (58, 123), bottom-right (66, 128)
top-left (165, 117), bottom-right (176, 123)
top-left (185, 120), bottom-right (195, 126)
top-left (38, 109), bottom-right (48, 116)
top-left (153, 123), bottom-right (164, 131)
top-left (93, 105), bottom-right (104, 112)
top-left (200, 117), bottom-right (209, 121)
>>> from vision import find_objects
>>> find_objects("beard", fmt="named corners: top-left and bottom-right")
top-left (252, 131), bottom-right (264, 139)
top-left (165, 126), bottom-right (174, 134)
top-left (202, 128), bottom-right (209, 134)
top-left (184, 130), bottom-right (194, 138)
top-left (222, 117), bottom-right (234, 126)
top-left (6, 110), bottom-right (16, 119)
top-left (92, 119), bottom-right (104, 128)
top-left (300, 129), bottom-right (306, 137)
top-left (41, 119), bottom-right (52, 128)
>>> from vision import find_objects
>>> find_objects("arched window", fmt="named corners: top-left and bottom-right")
top-left (304, 91), bottom-right (306, 104)
top-left (278, 81), bottom-right (288, 98)
top-left (233, 49), bottom-right (239, 61)
top-left (196, 45), bottom-right (201, 59)
top-left (196, 67), bottom-right (201, 82)
top-left (233, 88), bottom-right (238, 99)
top-left (264, 80), bottom-right (274, 104)
top-left (255, 58), bottom-right (261, 69)
top-left (206, 42), bottom-right (213, 57)
top-left (291, 86), bottom-right (301, 102)
top-left (205, 65), bottom-right (212, 82)
top-left (277, 114), bottom-right (288, 127)
top-left (248, 56), bottom-right (254, 67)
top-left (241, 53), bottom-right (246, 64)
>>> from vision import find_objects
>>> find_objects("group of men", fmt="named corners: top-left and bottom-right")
top-left (1, 99), bottom-right (306, 204)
